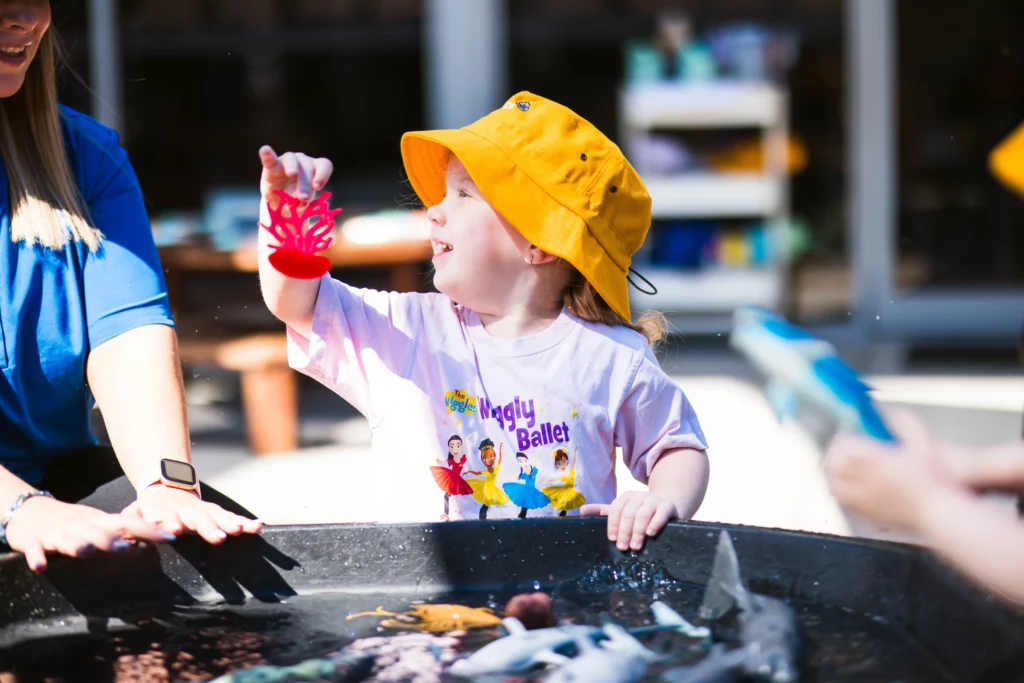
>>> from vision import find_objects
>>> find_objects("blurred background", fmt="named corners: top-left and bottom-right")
top-left (59, 0), bottom-right (1022, 538)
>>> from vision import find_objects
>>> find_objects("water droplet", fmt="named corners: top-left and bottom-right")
top-left (192, 373), bottom-right (200, 379)
top-left (397, 544), bottom-right (405, 552)
top-left (875, 315), bottom-right (880, 320)
top-left (533, 580), bottom-right (541, 590)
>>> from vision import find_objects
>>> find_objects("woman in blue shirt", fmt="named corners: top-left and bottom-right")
top-left (0, 1), bottom-right (261, 570)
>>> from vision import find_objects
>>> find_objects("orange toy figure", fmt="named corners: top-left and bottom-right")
top-left (345, 604), bottom-right (502, 633)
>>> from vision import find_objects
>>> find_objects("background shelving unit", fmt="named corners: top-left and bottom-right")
top-left (620, 81), bottom-right (790, 334)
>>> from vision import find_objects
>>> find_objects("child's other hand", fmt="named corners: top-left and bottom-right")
top-left (944, 442), bottom-right (1024, 496)
top-left (823, 409), bottom-right (960, 534)
top-left (258, 145), bottom-right (334, 204)
top-left (581, 491), bottom-right (679, 552)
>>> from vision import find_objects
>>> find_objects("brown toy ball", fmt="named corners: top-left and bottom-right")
top-left (504, 592), bottom-right (556, 630)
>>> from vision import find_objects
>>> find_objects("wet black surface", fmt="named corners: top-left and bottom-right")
top-left (0, 559), bottom-right (962, 682)
top-left (0, 520), bottom-right (1021, 682)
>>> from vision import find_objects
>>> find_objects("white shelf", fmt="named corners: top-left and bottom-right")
top-left (622, 82), bottom-right (785, 129)
top-left (646, 173), bottom-right (783, 218)
top-left (629, 266), bottom-right (782, 314)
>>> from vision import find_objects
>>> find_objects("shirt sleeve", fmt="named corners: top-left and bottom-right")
top-left (287, 275), bottom-right (420, 418)
top-left (77, 122), bottom-right (175, 349)
top-left (615, 349), bottom-right (709, 484)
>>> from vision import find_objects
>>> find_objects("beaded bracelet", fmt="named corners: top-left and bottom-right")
top-left (0, 490), bottom-right (55, 547)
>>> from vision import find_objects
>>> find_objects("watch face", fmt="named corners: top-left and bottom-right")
top-left (161, 460), bottom-right (197, 486)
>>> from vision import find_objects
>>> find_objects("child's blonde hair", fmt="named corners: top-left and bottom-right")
top-left (562, 267), bottom-right (666, 350)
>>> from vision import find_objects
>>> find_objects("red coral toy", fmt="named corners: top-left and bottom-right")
top-left (260, 189), bottom-right (344, 279)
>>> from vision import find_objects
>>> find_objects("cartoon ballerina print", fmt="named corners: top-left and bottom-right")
top-left (464, 438), bottom-right (510, 520)
top-left (430, 434), bottom-right (474, 521)
top-left (502, 452), bottom-right (551, 519)
top-left (540, 447), bottom-right (586, 516)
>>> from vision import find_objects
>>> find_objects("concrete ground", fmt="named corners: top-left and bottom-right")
top-left (182, 337), bottom-right (1024, 543)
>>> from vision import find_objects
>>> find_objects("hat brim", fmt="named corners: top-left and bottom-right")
top-left (400, 128), bottom-right (633, 321)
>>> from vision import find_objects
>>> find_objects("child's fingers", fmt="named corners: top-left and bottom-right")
top-left (311, 158), bottom-right (334, 190)
top-left (628, 500), bottom-right (659, 550)
top-left (258, 145), bottom-right (280, 170)
top-left (956, 459), bottom-right (1024, 492)
top-left (605, 496), bottom-right (628, 542)
top-left (579, 504), bottom-right (610, 517)
top-left (646, 503), bottom-right (675, 536)
top-left (886, 408), bottom-right (934, 446)
top-left (615, 498), bottom-right (643, 551)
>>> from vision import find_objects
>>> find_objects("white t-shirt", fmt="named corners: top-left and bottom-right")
top-left (287, 275), bottom-right (708, 523)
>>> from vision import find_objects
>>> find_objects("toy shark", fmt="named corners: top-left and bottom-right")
top-left (729, 306), bottom-right (896, 443)
top-left (446, 600), bottom-right (708, 678)
top-left (660, 643), bottom-right (754, 682)
top-left (544, 621), bottom-right (660, 683)
top-left (698, 531), bottom-right (801, 683)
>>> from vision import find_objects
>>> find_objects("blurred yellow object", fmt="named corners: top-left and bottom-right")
top-left (710, 136), bottom-right (808, 174)
top-left (989, 121), bottom-right (1024, 197)
top-left (718, 231), bottom-right (748, 267)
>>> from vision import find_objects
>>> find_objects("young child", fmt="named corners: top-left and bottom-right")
top-left (825, 408), bottom-right (1024, 606)
top-left (256, 92), bottom-right (710, 550)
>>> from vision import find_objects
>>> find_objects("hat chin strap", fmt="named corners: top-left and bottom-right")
top-left (627, 267), bottom-right (658, 295)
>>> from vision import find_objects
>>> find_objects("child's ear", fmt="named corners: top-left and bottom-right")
top-left (524, 245), bottom-right (559, 266)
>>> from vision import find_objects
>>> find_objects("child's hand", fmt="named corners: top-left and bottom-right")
top-left (581, 491), bottom-right (679, 552)
top-left (258, 145), bottom-right (334, 204)
top-left (823, 409), bottom-right (961, 534)
top-left (945, 441), bottom-right (1024, 496)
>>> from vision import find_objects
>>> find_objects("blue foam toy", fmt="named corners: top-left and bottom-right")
top-left (729, 306), bottom-right (896, 443)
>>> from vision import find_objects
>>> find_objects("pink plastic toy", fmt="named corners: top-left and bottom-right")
top-left (259, 189), bottom-right (343, 279)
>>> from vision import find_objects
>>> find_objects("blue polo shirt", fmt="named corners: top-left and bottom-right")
top-left (0, 106), bottom-right (175, 485)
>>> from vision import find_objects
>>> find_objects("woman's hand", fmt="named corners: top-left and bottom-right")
top-left (125, 486), bottom-right (263, 545)
top-left (581, 491), bottom-right (679, 552)
top-left (4, 497), bottom-right (175, 572)
top-left (259, 146), bottom-right (334, 204)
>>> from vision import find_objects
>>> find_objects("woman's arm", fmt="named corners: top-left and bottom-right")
top-left (86, 324), bottom-right (191, 487)
top-left (87, 324), bottom-right (261, 542)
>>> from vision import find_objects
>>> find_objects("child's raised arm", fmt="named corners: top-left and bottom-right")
top-left (257, 145), bottom-right (335, 338)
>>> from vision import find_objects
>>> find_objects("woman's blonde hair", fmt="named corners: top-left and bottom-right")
top-left (0, 29), bottom-right (101, 250)
top-left (562, 267), bottom-right (666, 350)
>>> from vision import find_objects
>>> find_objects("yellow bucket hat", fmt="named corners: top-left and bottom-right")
top-left (400, 92), bottom-right (652, 322)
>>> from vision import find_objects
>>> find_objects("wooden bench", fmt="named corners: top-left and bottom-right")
top-left (160, 237), bottom-right (432, 455)
top-left (177, 331), bottom-right (296, 455)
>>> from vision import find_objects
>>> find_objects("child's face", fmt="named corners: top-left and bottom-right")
top-left (427, 157), bottom-right (532, 312)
